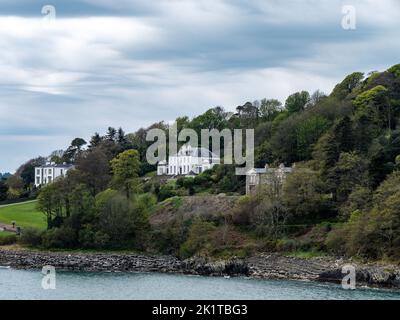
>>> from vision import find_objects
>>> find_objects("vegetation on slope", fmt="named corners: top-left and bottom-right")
top-left (2, 63), bottom-right (400, 262)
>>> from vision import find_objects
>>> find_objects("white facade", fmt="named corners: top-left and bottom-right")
top-left (157, 144), bottom-right (220, 176)
top-left (34, 163), bottom-right (74, 187)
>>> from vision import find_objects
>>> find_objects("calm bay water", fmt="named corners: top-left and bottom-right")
top-left (0, 269), bottom-right (400, 300)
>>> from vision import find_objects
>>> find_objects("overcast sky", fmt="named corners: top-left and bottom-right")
top-left (0, 0), bottom-right (399, 172)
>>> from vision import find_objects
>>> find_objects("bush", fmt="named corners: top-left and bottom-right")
top-left (19, 228), bottom-right (43, 247)
top-left (79, 225), bottom-right (110, 249)
top-left (158, 184), bottom-right (176, 201)
top-left (325, 226), bottom-right (347, 255)
top-left (0, 233), bottom-right (17, 245)
top-left (388, 64), bottom-right (400, 78)
top-left (179, 219), bottom-right (216, 259)
top-left (41, 227), bottom-right (78, 249)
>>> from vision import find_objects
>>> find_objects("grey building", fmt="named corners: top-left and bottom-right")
top-left (246, 163), bottom-right (294, 195)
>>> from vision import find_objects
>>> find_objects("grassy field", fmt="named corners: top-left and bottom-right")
top-left (0, 231), bottom-right (16, 237)
top-left (0, 201), bottom-right (46, 230)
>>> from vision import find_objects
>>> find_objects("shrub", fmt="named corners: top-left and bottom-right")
top-left (41, 227), bottom-right (78, 249)
top-left (388, 64), bottom-right (400, 78)
top-left (79, 226), bottom-right (110, 249)
top-left (19, 228), bottom-right (43, 247)
top-left (325, 226), bottom-right (347, 255)
top-left (158, 184), bottom-right (176, 201)
top-left (0, 233), bottom-right (17, 245)
top-left (179, 219), bottom-right (216, 259)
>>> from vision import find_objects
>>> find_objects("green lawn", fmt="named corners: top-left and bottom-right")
top-left (0, 201), bottom-right (46, 230)
top-left (0, 231), bottom-right (15, 237)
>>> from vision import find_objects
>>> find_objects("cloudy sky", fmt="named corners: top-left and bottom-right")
top-left (0, 0), bottom-right (399, 172)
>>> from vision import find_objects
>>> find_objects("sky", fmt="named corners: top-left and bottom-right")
top-left (0, 0), bottom-right (399, 172)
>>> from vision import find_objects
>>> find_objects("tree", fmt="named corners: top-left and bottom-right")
top-left (285, 91), bottom-right (310, 114)
top-left (0, 181), bottom-right (8, 201)
top-left (339, 186), bottom-right (373, 220)
top-left (331, 72), bottom-right (364, 100)
top-left (296, 115), bottom-right (330, 160)
top-left (71, 138), bottom-right (87, 151)
top-left (89, 133), bottom-right (102, 149)
top-left (327, 152), bottom-right (369, 202)
top-left (179, 218), bottom-right (216, 258)
top-left (259, 99), bottom-right (282, 120)
top-left (106, 127), bottom-right (117, 141)
top-left (37, 182), bottom-right (66, 228)
top-left (75, 148), bottom-right (111, 196)
top-left (283, 168), bottom-right (330, 221)
top-left (117, 127), bottom-right (131, 150)
top-left (313, 116), bottom-right (353, 171)
top-left (5, 175), bottom-right (24, 191)
top-left (189, 107), bottom-right (229, 133)
top-left (16, 156), bottom-right (46, 187)
top-left (63, 138), bottom-right (87, 163)
top-left (308, 90), bottom-right (327, 107)
top-left (110, 150), bottom-right (141, 199)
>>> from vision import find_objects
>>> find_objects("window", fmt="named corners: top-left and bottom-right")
top-left (36, 177), bottom-right (40, 185)
top-left (36, 169), bottom-right (40, 175)
top-left (48, 169), bottom-right (52, 174)
top-left (60, 169), bottom-right (64, 176)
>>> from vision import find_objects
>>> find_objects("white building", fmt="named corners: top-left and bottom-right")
top-left (246, 163), bottom-right (294, 195)
top-left (34, 163), bottom-right (74, 187)
top-left (157, 144), bottom-right (220, 176)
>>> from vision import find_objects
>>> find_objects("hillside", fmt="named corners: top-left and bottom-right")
top-left (2, 63), bottom-right (400, 263)
top-left (150, 195), bottom-right (240, 227)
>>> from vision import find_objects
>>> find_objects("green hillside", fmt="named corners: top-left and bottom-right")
top-left (0, 201), bottom-right (46, 230)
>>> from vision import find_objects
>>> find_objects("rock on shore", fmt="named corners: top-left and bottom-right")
top-left (0, 250), bottom-right (183, 273)
top-left (1, 249), bottom-right (400, 289)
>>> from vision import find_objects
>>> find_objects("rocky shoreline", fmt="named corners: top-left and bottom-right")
top-left (1, 249), bottom-right (400, 289)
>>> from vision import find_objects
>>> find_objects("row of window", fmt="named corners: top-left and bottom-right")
top-left (36, 176), bottom-right (53, 185)
top-left (36, 168), bottom-right (64, 175)
top-left (169, 165), bottom-right (192, 174)
top-left (169, 156), bottom-right (192, 164)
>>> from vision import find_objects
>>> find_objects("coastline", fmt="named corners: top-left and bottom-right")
top-left (1, 249), bottom-right (400, 289)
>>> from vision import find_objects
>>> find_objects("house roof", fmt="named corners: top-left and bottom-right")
top-left (246, 166), bottom-right (293, 175)
top-left (37, 164), bottom-right (74, 169)
top-left (171, 144), bottom-right (220, 159)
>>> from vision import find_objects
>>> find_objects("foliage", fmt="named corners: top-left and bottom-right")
top-left (110, 150), bottom-right (141, 199)
top-left (285, 91), bottom-right (310, 114)
top-left (11, 64), bottom-right (400, 261)
top-left (19, 228), bottom-right (43, 246)
top-left (331, 72), bottom-right (364, 100)
top-left (179, 218), bottom-right (217, 258)
top-left (388, 64), bottom-right (400, 78)
top-left (0, 233), bottom-right (17, 245)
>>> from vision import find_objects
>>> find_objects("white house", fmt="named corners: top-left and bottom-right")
top-left (34, 163), bottom-right (74, 187)
top-left (157, 144), bottom-right (220, 176)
